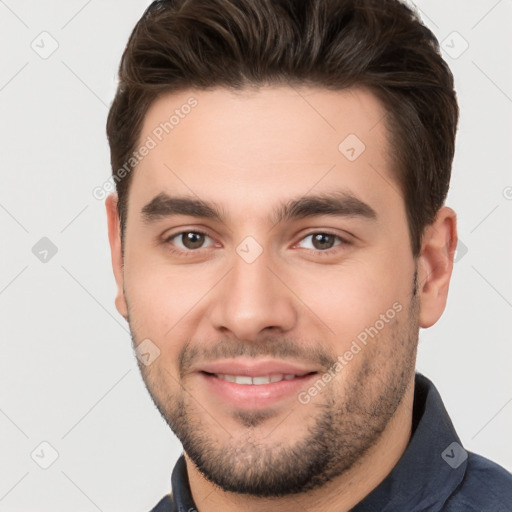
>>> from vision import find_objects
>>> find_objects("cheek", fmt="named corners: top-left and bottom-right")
top-left (123, 255), bottom-right (216, 342)
top-left (123, 252), bottom-right (168, 329)
top-left (124, 274), bottom-right (191, 378)
top-left (286, 253), bottom-right (411, 347)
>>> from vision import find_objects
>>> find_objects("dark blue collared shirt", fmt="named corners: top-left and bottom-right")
top-left (149, 373), bottom-right (512, 511)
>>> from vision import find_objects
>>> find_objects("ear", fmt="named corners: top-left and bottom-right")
top-left (417, 206), bottom-right (458, 328)
top-left (106, 193), bottom-right (128, 320)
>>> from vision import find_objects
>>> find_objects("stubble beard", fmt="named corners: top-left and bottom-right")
top-left (130, 275), bottom-right (420, 497)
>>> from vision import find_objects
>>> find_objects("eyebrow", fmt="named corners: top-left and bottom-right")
top-left (141, 191), bottom-right (377, 225)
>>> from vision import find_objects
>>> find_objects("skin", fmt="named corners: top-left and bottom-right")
top-left (106, 86), bottom-right (457, 512)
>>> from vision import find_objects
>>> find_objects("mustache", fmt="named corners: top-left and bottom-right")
top-left (177, 337), bottom-right (338, 379)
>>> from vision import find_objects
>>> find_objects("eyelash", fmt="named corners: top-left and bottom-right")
top-left (163, 230), bottom-right (351, 257)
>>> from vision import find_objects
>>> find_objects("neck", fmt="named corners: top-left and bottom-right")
top-left (185, 378), bottom-right (415, 512)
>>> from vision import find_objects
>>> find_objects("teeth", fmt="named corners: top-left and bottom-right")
top-left (215, 373), bottom-right (299, 385)
top-left (253, 376), bottom-right (271, 385)
top-left (234, 375), bottom-right (252, 385)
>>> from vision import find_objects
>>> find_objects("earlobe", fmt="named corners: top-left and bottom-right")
top-left (105, 193), bottom-right (129, 320)
top-left (417, 206), bottom-right (458, 328)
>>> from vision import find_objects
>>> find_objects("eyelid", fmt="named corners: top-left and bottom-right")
top-left (163, 228), bottom-right (217, 249)
top-left (292, 230), bottom-right (351, 251)
top-left (162, 228), bottom-right (352, 259)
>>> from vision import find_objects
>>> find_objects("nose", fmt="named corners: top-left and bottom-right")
top-left (209, 250), bottom-right (298, 342)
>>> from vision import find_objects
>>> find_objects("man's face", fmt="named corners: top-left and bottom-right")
top-left (114, 86), bottom-right (420, 495)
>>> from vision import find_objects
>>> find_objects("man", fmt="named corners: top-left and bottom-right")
top-left (105, 0), bottom-right (512, 510)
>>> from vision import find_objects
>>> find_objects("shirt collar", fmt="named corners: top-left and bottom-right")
top-left (168, 372), bottom-right (467, 512)
top-left (170, 454), bottom-right (195, 512)
top-left (351, 372), bottom-right (468, 511)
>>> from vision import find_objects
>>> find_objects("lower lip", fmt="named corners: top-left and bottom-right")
top-left (198, 372), bottom-right (318, 409)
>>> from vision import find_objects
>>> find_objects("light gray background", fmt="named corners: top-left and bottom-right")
top-left (0, 1), bottom-right (511, 510)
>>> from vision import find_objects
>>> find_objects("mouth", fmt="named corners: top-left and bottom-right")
top-left (201, 371), bottom-right (318, 385)
top-left (197, 368), bottom-right (320, 410)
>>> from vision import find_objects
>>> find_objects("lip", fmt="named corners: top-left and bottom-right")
top-left (195, 358), bottom-right (320, 410)
top-left (199, 372), bottom-right (318, 409)
top-left (196, 358), bottom-right (321, 377)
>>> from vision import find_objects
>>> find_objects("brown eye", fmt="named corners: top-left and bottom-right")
top-left (296, 232), bottom-right (348, 255)
top-left (165, 230), bottom-right (214, 252)
top-left (179, 232), bottom-right (206, 249)
top-left (311, 233), bottom-right (337, 250)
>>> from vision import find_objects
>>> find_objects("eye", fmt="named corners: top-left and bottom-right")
top-left (163, 230), bottom-right (350, 257)
top-left (296, 232), bottom-right (349, 254)
top-left (165, 230), bottom-right (216, 252)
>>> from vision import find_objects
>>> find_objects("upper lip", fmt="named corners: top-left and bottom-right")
top-left (196, 358), bottom-right (320, 377)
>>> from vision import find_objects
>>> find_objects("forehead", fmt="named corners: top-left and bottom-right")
top-left (129, 85), bottom-right (399, 223)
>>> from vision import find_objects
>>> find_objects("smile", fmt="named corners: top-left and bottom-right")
top-left (207, 372), bottom-right (315, 385)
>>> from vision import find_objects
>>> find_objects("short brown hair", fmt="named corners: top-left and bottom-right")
top-left (106, 0), bottom-right (459, 257)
